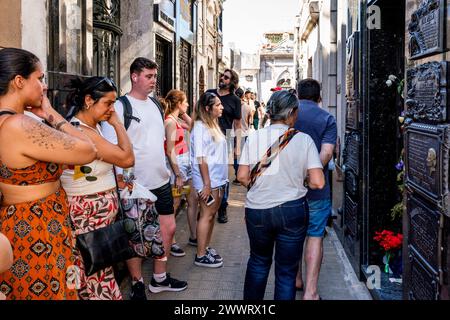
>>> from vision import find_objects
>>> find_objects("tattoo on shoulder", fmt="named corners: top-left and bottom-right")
top-left (22, 118), bottom-right (76, 150)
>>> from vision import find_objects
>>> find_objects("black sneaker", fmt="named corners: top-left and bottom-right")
top-left (130, 281), bottom-right (147, 300)
top-left (194, 252), bottom-right (223, 268)
top-left (206, 247), bottom-right (223, 262)
top-left (148, 274), bottom-right (188, 293)
top-left (170, 243), bottom-right (186, 257)
top-left (188, 238), bottom-right (198, 246)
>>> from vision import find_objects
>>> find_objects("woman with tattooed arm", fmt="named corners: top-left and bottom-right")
top-left (0, 48), bottom-right (97, 300)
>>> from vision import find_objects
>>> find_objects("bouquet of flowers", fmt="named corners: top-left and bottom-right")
top-left (374, 230), bottom-right (403, 273)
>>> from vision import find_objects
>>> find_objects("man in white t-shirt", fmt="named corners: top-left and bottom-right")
top-left (102, 58), bottom-right (187, 299)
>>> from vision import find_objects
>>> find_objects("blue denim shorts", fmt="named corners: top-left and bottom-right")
top-left (307, 199), bottom-right (332, 237)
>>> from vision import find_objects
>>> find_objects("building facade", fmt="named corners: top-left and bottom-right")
top-left (0, 0), bottom-right (223, 113)
top-left (196, 0), bottom-right (224, 98)
top-left (259, 32), bottom-right (295, 103)
top-left (295, 0), bottom-right (450, 300)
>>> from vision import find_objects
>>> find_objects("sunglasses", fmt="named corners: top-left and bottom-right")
top-left (220, 73), bottom-right (231, 80)
top-left (87, 77), bottom-right (118, 93)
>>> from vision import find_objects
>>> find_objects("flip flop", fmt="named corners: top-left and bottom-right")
top-left (295, 286), bottom-right (304, 291)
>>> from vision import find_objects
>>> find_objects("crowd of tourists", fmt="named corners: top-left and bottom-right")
top-left (0, 47), bottom-right (336, 301)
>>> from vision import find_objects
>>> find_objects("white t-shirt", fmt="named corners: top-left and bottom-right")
top-left (239, 124), bottom-right (322, 209)
top-left (190, 121), bottom-right (228, 191)
top-left (102, 94), bottom-right (170, 190)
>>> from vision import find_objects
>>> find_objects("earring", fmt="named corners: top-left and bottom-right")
top-left (86, 104), bottom-right (91, 110)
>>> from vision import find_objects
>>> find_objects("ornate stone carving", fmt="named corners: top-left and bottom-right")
top-left (404, 123), bottom-right (450, 216)
top-left (408, 0), bottom-right (445, 59)
top-left (405, 61), bottom-right (448, 123)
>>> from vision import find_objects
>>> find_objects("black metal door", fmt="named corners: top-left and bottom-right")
top-left (155, 35), bottom-right (172, 98)
top-left (180, 39), bottom-right (193, 109)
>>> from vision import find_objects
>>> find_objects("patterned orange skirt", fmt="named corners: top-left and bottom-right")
top-left (0, 188), bottom-right (77, 300)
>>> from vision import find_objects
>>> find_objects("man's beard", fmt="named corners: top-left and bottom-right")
top-left (218, 82), bottom-right (229, 90)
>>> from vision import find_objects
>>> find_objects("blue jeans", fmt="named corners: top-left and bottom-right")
top-left (243, 198), bottom-right (309, 300)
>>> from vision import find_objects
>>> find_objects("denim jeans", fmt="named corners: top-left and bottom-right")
top-left (243, 198), bottom-right (309, 300)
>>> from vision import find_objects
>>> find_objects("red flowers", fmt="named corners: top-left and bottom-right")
top-left (373, 230), bottom-right (403, 251)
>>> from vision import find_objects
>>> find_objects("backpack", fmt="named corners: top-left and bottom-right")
top-left (118, 95), bottom-right (165, 130)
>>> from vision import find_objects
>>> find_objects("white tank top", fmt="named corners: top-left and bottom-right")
top-left (60, 117), bottom-right (117, 196)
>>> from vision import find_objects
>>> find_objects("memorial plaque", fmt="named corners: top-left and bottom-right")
top-left (408, 0), bottom-right (445, 59)
top-left (407, 193), bottom-right (442, 270)
top-left (345, 169), bottom-right (358, 198)
top-left (406, 61), bottom-right (449, 123)
top-left (344, 193), bottom-right (358, 237)
top-left (408, 250), bottom-right (440, 300)
top-left (346, 100), bottom-right (359, 130)
top-left (345, 32), bottom-right (359, 100)
top-left (343, 131), bottom-right (360, 176)
top-left (404, 123), bottom-right (450, 216)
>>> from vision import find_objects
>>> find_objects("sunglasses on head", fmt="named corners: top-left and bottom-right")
top-left (87, 77), bottom-right (118, 93)
top-left (220, 73), bottom-right (231, 80)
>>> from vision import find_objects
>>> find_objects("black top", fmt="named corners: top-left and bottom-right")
top-left (207, 89), bottom-right (241, 134)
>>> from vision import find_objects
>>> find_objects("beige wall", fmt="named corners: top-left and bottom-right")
top-left (0, 0), bottom-right (22, 48)
top-left (120, 0), bottom-right (155, 94)
top-left (21, 0), bottom-right (47, 70)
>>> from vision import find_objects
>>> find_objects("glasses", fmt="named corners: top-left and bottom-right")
top-left (220, 73), bottom-right (231, 80)
top-left (87, 77), bottom-right (118, 93)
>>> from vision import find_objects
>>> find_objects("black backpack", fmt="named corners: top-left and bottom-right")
top-left (118, 95), bottom-right (165, 130)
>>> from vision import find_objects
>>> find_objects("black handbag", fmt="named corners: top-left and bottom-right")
top-left (75, 169), bottom-right (136, 277)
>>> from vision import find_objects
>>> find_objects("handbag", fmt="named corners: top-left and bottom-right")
top-left (75, 169), bottom-right (137, 277)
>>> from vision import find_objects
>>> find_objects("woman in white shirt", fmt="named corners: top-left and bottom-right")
top-left (238, 90), bottom-right (325, 300)
top-left (60, 76), bottom-right (134, 300)
top-left (190, 92), bottom-right (227, 268)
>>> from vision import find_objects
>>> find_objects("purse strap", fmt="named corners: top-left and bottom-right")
top-left (247, 128), bottom-right (300, 191)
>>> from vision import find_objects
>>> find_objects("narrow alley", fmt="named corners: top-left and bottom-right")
top-left (120, 179), bottom-right (371, 300)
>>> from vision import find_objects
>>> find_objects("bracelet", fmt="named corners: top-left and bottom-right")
top-left (54, 120), bottom-right (67, 131)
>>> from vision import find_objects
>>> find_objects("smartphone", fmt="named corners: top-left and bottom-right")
top-left (205, 194), bottom-right (216, 206)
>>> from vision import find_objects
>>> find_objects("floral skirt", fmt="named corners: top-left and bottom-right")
top-left (68, 189), bottom-right (122, 300)
top-left (0, 188), bottom-right (77, 300)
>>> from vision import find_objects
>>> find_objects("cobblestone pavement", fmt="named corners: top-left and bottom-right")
top-left (120, 176), bottom-right (372, 300)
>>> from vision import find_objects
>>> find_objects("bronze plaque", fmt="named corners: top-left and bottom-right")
top-left (345, 32), bottom-right (359, 100)
top-left (344, 193), bottom-right (358, 237)
top-left (407, 193), bottom-right (442, 270)
top-left (404, 123), bottom-right (450, 216)
top-left (343, 131), bottom-right (360, 176)
top-left (405, 61), bottom-right (449, 123)
top-left (408, 250), bottom-right (440, 300)
top-left (346, 100), bottom-right (359, 130)
top-left (408, 0), bottom-right (445, 59)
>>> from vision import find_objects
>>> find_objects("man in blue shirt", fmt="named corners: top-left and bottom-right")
top-left (294, 79), bottom-right (337, 300)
